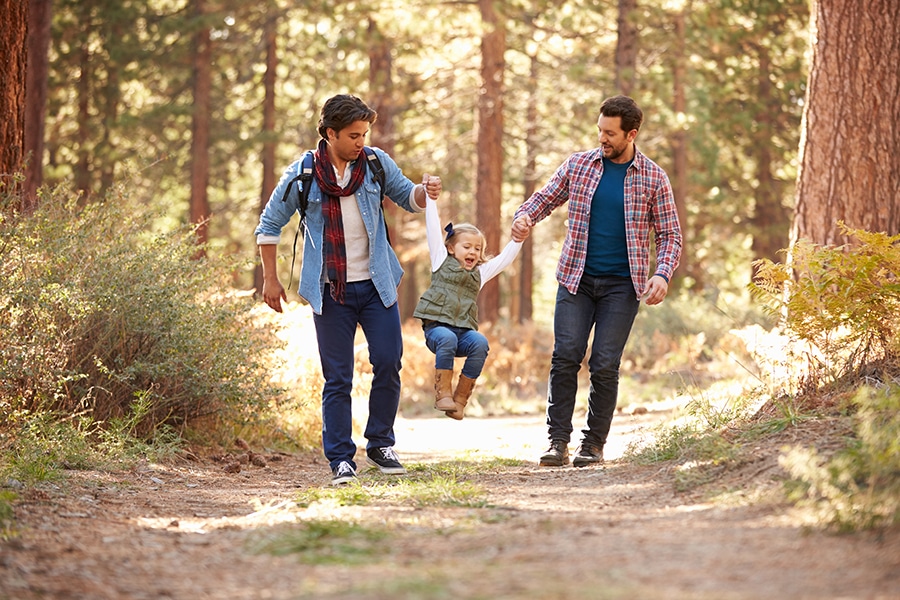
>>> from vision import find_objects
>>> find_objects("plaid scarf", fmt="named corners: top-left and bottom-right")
top-left (314, 138), bottom-right (368, 304)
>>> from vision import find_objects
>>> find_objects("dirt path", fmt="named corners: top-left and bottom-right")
top-left (2, 412), bottom-right (898, 600)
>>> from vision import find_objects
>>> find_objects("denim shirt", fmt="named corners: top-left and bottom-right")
top-left (255, 146), bottom-right (422, 314)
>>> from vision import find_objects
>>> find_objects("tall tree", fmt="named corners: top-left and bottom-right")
top-left (669, 5), bottom-right (689, 288)
top-left (190, 0), bottom-right (212, 254)
top-left (366, 16), bottom-right (416, 318)
top-left (615, 0), bottom-right (638, 96)
top-left (73, 1), bottom-right (93, 203)
top-left (749, 44), bottom-right (789, 277)
top-left (0, 0), bottom-right (27, 200)
top-left (254, 2), bottom-right (278, 294)
top-left (476, 0), bottom-right (506, 324)
top-left (791, 0), bottom-right (900, 246)
top-left (23, 0), bottom-right (52, 213)
top-left (519, 52), bottom-right (539, 323)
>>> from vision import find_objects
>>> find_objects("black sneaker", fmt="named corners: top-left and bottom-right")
top-left (572, 443), bottom-right (603, 468)
top-left (366, 447), bottom-right (407, 474)
top-left (539, 440), bottom-right (569, 466)
top-left (331, 460), bottom-right (357, 485)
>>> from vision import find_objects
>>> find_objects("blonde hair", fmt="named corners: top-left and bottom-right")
top-left (444, 222), bottom-right (491, 266)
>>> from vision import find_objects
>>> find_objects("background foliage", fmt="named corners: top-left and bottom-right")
top-left (39, 0), bottom-right (809, 305)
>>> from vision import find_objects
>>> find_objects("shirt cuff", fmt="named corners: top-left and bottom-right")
top-left (257, 234), bottom-right (280, 245)
top-left (410, 185), bottom-right (426, 212)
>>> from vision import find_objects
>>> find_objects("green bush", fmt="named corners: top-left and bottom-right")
top-left (780, 385), bottom-right (900, 531)
top-left (0, 184), bottom-right (287, 442)
top-left (750, 223), bottom-right (900, 383)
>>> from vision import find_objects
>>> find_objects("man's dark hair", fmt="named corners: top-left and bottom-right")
top-left (317, 94), bottom-right (377, 139)
top-left (600, 95), bottom-right (643, 133)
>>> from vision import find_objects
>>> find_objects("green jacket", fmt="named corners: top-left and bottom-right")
top-left (413, 255), bottom-right (481, 330)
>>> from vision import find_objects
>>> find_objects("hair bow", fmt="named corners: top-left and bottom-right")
top-left (444, 222), bottom-right (455, 242)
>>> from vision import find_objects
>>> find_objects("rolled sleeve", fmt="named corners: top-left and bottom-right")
top-left (256, 234), bottom-right (281, 245)
top-left (254, 159), bottom-right (304, 242)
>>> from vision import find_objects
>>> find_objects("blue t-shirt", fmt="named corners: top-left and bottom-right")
top-left (584, 157), bottom-right (632, 277)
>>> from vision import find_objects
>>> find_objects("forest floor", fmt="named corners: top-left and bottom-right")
top-left (1, 408), bottom-right (898, 600)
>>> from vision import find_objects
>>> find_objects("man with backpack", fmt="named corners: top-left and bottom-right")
top-left (255, 94), bottom-right (442, 485)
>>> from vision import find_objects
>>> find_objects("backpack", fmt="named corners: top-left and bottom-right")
top-left (279, 146), bottom-right (389, 288)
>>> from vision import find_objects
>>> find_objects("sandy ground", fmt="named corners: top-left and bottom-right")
top-left (1, 410), bottom-right (898, 600)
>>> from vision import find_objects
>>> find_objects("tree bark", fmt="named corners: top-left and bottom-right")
top-left (615, 0), bottom-right (638, 96)
top-left (23, 0), bottom-right (51, 213)
top-left (670, 7), bottom-right (689, 290)
top-left (74, 3), bottom-right (93, 205)
top-left (476, 0), bottom-right (505, 325)
top-left (190, 0), bottom-right (212, 255)
top-left (791, 0), bottom-right (900, 247)
top-left (751, 46), bottom-right (789, 278)
top-left (519, 53), bottom-right (539, 324)
top-left (0, 0), bottom-right (26, 200)
top-left (254, 4), bottom-right (278, 295)
top-left (367, 17), bottom-right (396, 157)
top-left (366, 17), bottom-right (418, 320)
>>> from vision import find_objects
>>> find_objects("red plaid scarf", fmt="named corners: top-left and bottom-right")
top-left (314, 138), bottom-right (368, 303)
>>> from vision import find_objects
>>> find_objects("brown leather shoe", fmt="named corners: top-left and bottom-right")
top-left (539, 440), bottom-right (569, 466)
top-left (572, 443), bottom-right (603, 467)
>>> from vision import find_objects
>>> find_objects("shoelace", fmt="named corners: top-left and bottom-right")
top-left (380, 447), bottom-right (400, 461)
top-left (336, 462), bottom-right (354, 476)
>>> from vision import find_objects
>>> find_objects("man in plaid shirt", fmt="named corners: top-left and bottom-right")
top-left (512, 95), bottom-right (682, 468)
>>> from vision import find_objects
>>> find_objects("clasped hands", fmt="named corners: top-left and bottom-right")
top-left (511, 214), bottom-right (533, 243)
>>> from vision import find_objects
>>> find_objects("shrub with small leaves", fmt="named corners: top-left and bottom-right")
top-left (750, 223), bottom-right (900, 384)
top-left (0, 184), bottom-right (288, 442)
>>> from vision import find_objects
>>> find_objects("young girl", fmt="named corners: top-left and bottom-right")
top-left (413, 195), bottom-right (527, 420)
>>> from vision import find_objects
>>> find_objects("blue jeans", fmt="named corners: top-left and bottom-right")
top-left (423, 324), bottom-right (489, 379)
top-left (314, 280), bottom-right (403, 470)
top-left (546, 275), bottom-right (640, 447)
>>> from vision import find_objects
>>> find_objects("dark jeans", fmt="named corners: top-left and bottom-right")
top-left (314, 280), bottom-right (403, 470)
top-left (546, 275), bottom-right (640, 447)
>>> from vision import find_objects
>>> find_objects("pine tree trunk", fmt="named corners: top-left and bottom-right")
top-left (670, 7), bottom-right (689, 291)
top-left (791, 0), bottom-right (900, 247)
top-left (0, 0), bottom-right (26, 200)
top-left (615, 0), bottom-right (638, 96)
top-left (74, 4), bottom-right (93, 204)
top-left (366, 17), bottom-right (418, 320)
top-left (751, 46), bottom-right (789, 278)
top-left (254, 4), bottom-right (278, 295)
top-left (476, 0), bottom-right (505, 325)
top-left (23, 0), bottom-right (51, 213)
top-left (519, 53), bottom-right (539, 324)
top-left (190, 0), bottom-right (212, 255)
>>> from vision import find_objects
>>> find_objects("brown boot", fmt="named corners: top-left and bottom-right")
top-left (434, 369), bottom-right (456, 412)
top-left (446, 374), bottom-right (476, 421)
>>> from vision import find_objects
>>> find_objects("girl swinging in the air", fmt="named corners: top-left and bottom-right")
top-left (413, 193), bottom-right (530, 420)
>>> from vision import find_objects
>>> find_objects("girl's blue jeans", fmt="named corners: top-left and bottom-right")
top-left (423, 323), bottom-right (489, 379)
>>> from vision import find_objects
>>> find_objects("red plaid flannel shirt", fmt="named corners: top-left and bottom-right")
top-left (515, 146), bottom-right (682, 299)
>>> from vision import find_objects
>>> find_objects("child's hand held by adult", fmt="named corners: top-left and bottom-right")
top-left (510, 214), bottom-right (533, 242)
top-left (422, 174), bottom-right (442, 199)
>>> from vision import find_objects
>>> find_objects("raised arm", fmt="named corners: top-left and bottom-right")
top-left (424, 196), bottom-right (449, 272)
